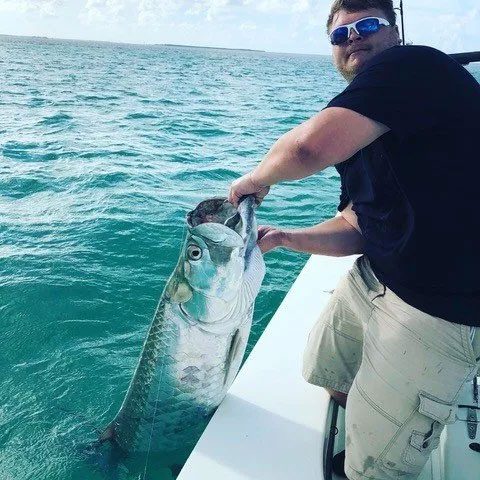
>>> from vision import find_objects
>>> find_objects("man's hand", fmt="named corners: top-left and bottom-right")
top-left (228, 172), bottom-right (270, 207)
top-left (257, 225), bottom-right (285, 254)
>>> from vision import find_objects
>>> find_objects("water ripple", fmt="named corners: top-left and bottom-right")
top-left (0, 35), bottom-right (417, 480)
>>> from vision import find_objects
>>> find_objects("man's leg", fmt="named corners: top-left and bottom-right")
top-left (302, 256), bottom-right (387, 479)
top-left (303, 256), bottom-right (385, 398)
top-left (344, 287), bottom-right (480, 480)
top-left (302, 257), bottom-right (376, 396)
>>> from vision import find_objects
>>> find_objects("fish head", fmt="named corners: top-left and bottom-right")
top-left (181, 196), bottom-right (258, 302)
top-left (187, 196), bottom-right (258, 259)
top-left (183, 223), bottom-right (244, 301)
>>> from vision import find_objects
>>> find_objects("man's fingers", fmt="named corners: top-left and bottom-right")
top-left (228, 188), bottom-right (241, 207)
top-left (257, 225), bottom-right (272, 240)
top-left (257, 226), bottom-right (283, 254)
top-left (257, 236), bottom-right (270, 254)
top-left (228, 173), bottom-right (270, 208)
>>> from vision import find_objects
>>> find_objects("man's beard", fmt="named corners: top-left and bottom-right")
top-left (336, 59), bottom-right (361, 83)
top-left (340, 64), bottom-right (358, 83)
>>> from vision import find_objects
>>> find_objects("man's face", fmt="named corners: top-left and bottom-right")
top-left (330, 8), bottom-right (400, 82)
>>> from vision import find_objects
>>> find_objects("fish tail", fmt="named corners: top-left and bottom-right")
top-left (238, 195), bottom-right (258, 260)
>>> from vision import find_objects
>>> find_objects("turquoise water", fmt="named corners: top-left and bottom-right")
top-left (1, 35), bottom-right (479, 480)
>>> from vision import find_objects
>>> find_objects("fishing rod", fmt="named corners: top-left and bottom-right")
top-left (394, 0), bottom-right (405, 46)
top-left (400, 0), bottom-right (405, 46)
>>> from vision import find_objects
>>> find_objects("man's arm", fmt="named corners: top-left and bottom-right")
top-left (339, 201), bottom-right (361, 234)
top-left (251, 107), bottom-right (388, 187)
top-left (260, 213), bottom-right (364, 257)
top-left (228, 107), bottom-right (388, 206)
top-left (282, 216), bottom-right (364, 256)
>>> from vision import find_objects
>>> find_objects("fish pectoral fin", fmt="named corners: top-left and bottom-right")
top-left (240, 246), bottom-right (265, 306)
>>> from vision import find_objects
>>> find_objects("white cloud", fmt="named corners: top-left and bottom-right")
top-left (137, 0), bottom-right (179, 25)
top-left (240, 21), bottom-right (256, 31)
top-left (407, 6), bottom-right (480, 53)
top-left (243, 0), bottom-right (311, 14)
top-left (80, 0), bottom-right (127, 24)
top-left (186, 0), bottom-right (231, 21)
top-left (0, 0), bottom-right (63, 15)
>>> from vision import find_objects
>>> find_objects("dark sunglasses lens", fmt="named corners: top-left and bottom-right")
top-left (357, 18), bottom-right (380, 35)
top-left (330, 27), bottom-right (348, 45)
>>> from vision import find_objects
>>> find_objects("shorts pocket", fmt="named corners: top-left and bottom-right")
top-left (417, 392), bottom-right (456, 424)
top-left (402, 393), bottom-right (456, 470)
top-left (378, 392), bottom-right (457, 475)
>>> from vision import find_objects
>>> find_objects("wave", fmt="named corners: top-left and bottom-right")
top-left (124, 112), bottom-right (159, 120)
top-left (38, 113), bottom-right (73, 126)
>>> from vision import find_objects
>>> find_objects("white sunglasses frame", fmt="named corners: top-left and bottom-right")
top-left (329, 16), bottom-right (391, 45)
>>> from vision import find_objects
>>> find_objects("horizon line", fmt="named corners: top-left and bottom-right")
top-left (0, 33), bottom-right (331, 57)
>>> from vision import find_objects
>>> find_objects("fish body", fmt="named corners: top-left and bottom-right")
top-left (104, 196), bottom-right (265, 461)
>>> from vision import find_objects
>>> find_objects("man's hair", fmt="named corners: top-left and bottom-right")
top-left (327, 0), bottom-right (397, 32)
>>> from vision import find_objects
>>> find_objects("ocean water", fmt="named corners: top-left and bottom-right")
top-left (0, 35), bottom-right (479, 480)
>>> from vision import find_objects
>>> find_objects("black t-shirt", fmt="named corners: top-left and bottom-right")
top-left (327, 45), bottom-right (480, 326)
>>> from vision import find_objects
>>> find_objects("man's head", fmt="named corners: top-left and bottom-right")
top-left (327, 0), bottom-right (401, 82)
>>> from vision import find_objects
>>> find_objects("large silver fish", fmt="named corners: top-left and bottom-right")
top-left (101, 196), bottom-right (265, 465)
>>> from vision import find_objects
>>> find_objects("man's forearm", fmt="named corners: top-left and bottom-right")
top-left (281, 215), bottom-right (364, 257)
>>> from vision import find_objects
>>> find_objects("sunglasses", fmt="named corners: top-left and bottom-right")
top-left (329, 17), bottom-right (391, 46)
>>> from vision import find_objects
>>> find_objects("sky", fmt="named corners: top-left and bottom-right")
top-left (0, 0), bottom-right (479, 55)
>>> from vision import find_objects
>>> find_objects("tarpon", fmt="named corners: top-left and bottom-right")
top-left (101, 196), bottom-right (265, 466)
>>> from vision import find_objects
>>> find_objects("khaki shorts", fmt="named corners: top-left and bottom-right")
top-left (303, 256), bottom-right (480, 480)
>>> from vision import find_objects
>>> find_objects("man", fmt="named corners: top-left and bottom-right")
top-left (228, 0), bottom-right (480, 479)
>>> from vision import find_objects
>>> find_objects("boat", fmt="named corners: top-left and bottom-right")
top-left (177, 254), bottom-right (480, 479)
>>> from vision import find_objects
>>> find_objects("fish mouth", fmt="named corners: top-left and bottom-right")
top-left (187, 198), bottom-right (239, 229)
top-left (186, 196), bottom-right (257, 255)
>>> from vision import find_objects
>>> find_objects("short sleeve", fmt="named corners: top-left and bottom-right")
top-left (326, 46), bottom-right (466, 140)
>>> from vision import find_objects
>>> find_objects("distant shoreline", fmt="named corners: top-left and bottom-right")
top-left (161, 43), bottom-right (264, 52)
top-left (0, 33), bottom-right (326, 56)
top-left (0, 33), bottom-right (264, 53)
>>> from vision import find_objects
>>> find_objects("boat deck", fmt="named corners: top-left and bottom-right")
top-left (178, 255), bottom-right (358, 480)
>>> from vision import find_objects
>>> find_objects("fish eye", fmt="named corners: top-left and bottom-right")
top-left (187, 245), bottom-right (203, 261)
